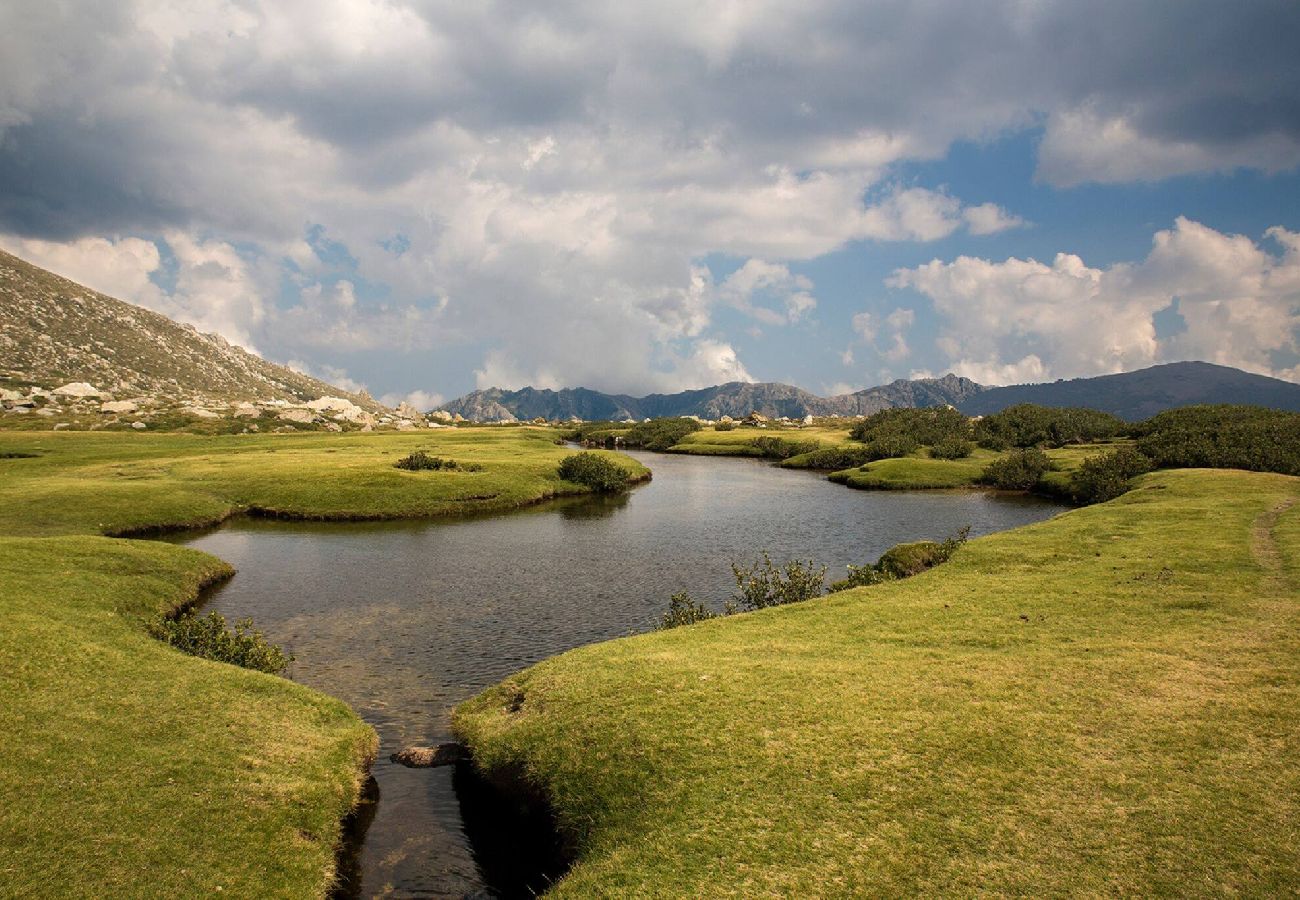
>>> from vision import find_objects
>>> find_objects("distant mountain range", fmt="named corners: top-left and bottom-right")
top-left (441, 362), bottom-right (1300, 422)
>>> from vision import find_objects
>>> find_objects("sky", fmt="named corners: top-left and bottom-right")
top-left (2, 1), bottom-right (1299, 407)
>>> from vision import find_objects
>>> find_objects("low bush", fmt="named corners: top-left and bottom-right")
top-left (781, 446), bottom-right (876, 470)
top-left (1134, 405), bottom-right (1300, 475)
top-left (1071, 446), bottom-right (1153, 504)
top-left (749, 436), bottom-right (821, 460)
top-left (929, 437), bottom-right (974, 460)
top-left (980, 448), bottom-right (1053, 490)
top-left (974, 404), bottom-right (1125, 449)
top-left (731, 552), bottom-right (827, 610)
top-left (394, 451), bottom-right (483, 472)
top-left (557, 452), bottom-right (634, 492)
top-left (714, 421), bottom-right (736, 431)
top-left (624, 417), bottom-right (703, 451)
top-left (149, 611), bottom-right (293, 675)
top-left (863, 435), bottom-right (919, 460)
top-left (850, 407), bottom-right (971, 446)
top-left (658, 592), bottom-right (718, 629)
top-left (829, 526), bottom-right (969, 591)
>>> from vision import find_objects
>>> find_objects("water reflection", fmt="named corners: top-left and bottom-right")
top-left (174, 450), bottom-right (1065, 897)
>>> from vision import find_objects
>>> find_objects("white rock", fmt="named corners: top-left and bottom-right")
top-left (53, 422), bottom-right (70, 430)
top-left (429, 410), bottom-right (454, 423)
top-left (53, 382), bottom-right (101, 398)
top-left (35, 408), bottom-right (56, 417)
top-left (395, 419), bottom-right (417, 430)
top-left (232, 403), bottom-right (259, 418)
top-left (306, 396), bottom-right (359, 414)
top-left (101, 400), bottom-right (138, 414)
top-left (277, 408), bottom-right (316, 424)
top-left (0, 389), bottom-right (21, 402)
top-left (131, 421), bottom-right (147, 430)
top-left (396, 401), bottom-right (424, 420)
top-left (182, 407), bottom-right (221, 419)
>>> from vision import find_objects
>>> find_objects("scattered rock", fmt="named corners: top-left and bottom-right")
top-left (429, 409), bottom-right (454, 423)
top-left (182, 407), bottom-right (221, 419)
top-left (277, 408), bottom-right (315, 424)
top-left (34, 408), bottom-right (56, 417)
top-left (390, 743), bottom-right (468, 768)
top-left (232, 403), bottom-right (259, 418)
top-left (53, 382), bottom-right (101, 398)
top-left (131, 421), bottom-right (147, 430)
top-left (53, 422), bottom-right (70, 430)
top-left (101, 400), bottom-right (138, 414)
top-left (0, 389), bottom-right (22, 402)
top-left (396, 401), bottom-right (424, 419)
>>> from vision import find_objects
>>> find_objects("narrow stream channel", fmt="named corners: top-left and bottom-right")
top-left (170, 450), bottom-right (1066, 897)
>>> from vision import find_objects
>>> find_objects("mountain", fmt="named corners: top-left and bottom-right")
top-left (440, 375), bottom-right (985, 422)
top-left (957, 362), bottom-right (1300, 420)
top-left (0, 248), bottom-right (385, 409)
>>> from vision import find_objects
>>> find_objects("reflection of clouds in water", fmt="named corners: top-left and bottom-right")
top-left (183, 451), bottom-right (1064, 896)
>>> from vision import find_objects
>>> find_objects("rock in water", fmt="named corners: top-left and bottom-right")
top-left (390, 742), bottom-right (468, 768)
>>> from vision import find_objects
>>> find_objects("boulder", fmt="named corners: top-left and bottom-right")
top-left (306, 396), bottom-right (359, 414)
top-left (182, 407), bottom-right (221, 419)
top-left (396, 401), bottom-right (424, 420)
top-left (53, 382), bottom-right (100, 399)
top-left (390, 743), bottom-right (467, 768)
top-left (131, 421), bottom-right (147, 430)
top-left (429, 410), bottom-right (454, 423)
top-left (101, 400), bottom-right (138, 414)
top-left (232, 403), bottom-right (260, 418)
top-left (0, 389), bottom-right (22, 402)
top-left (277, 408), bottom-right (315, 424)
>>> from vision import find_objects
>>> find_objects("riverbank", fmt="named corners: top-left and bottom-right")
top-left (455, 468), bottom-right (1300, 895)
top-left (0, 428), bottom-right (648, 896)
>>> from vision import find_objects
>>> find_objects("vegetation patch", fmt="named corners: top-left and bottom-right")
top-left (850, 406), bottom-right (970, 446)
top-left (149, 610), bottom-right (294, 675)
top-left (980, 447), bottom-right (1055, 490)
top-left (747, 435), bottom-right (821, 460)
top-left (558, 451), bottom-right (639, 492)
top-left (394, 450), bottom-right (484, 472)
top-left (1134, 405), bottom-right (1300, 475)
top-left (829, 527), bottom-right (969, 591)
top-left (974, 403), bottom-right (1126, 449)
top-left (1070, 445), bottom-right (1153, 504)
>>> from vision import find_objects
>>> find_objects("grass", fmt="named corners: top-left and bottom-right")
top-left (0, 426), bottom-right (648, 896)
top-left (667, 425), bottom-right (853, 457)
top-left (455, 468), bottom-right (1300, 896)
top-left (829, 442), bottom-right (1122, 492)
top-left (0, 428), bottom-right (649, 536)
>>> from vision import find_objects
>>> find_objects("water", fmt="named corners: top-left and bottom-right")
top-left (172, 450), bottom-right (1065, 897)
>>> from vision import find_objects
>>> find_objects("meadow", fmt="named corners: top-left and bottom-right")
top-left (455, 468), bottom-right (1300, 895)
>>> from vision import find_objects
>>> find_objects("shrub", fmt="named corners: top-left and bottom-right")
top-left (829, 527), bottom-right (970, 592)
top-left (1071, 446), bottom-right (1153, 504)
top-left (850, 407), bottom-right (971, 446)
top-left (929, 437), bottom-right (974, 460)
top-left (658, 592), bottom-right (717, 629)
top-left (863, 435), bottom-right (919, 460)
top-left (980, 448), bottom-right (1053, 490)
top-left (731, 552), bottom-right (827, 610)
top-left (974, 404), bottom-right (1125, 449)
top-left (749, 436), bottom-right (820, 460)
top-left (781, 446), bottom-right (876, 470)
top-left (623, 417), bottom-right (703, 451)
top-left (149, 612), bottom-right (292, 675)
top-left (394, 451), bottom-right (483, 472)
top-left (1134, 405), bottom-right (1300, 475)
top-left (714, 421), bottom-right (736, 431)
top-left (557, 452), bottom-right (634, 492)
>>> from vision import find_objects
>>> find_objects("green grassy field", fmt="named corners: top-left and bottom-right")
top-left (668, 424), bottom-right (853, 458)
top-left (828, 442), bottom-right (1120, 492)
top-left (455, 469), bottom-right (1300, 896)
top-left (0, 428), bottom-right (648, 897)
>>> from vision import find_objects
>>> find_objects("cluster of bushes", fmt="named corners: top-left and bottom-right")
top-left (828, 527), bottom-right (969, 592)
top-left (850, 407), bottom-right (970, 446)
top-left (394, 451), bottom-right (483, 472)
top-left (149, 611), bottom-right (293, 675)
top-left (1133, 405), bottom-right (1300, 476)
top-left (748, 436), bottom-right (821, 460)
top-left (557, 452), bottom-right (636, 492)
top-left (929, 437), bottom-right (974, 460)
top-left (979, 448), bottom-right (1054, 490)
top-left (781, 445), bottom-right (877, 470)
top-left (1069, 446), bottom-right (1152, 504)
top-left (624, 417), bottom-right (703, 451)
top-left (974, 404), bottom-right (1125, 449)
top-left (660, 531), bottom-right (969, 629)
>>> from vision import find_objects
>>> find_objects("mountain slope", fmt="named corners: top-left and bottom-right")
top-left (0, 248), bottom-right (382, 411)
top-left (958, 361), bottom-right (1300, 420)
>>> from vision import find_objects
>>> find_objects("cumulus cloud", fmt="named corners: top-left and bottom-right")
top-left (890, 218), bottom-right (1300, 384)
top-left (1, 0), bottom-right (1297, 397)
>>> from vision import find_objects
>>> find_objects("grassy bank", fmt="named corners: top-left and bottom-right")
top-left (828, 443), bottom-right (1116, 492)
top-left (455, 469), bottom-right (1300, 895)
top-left (667, 424), bottom-right (852, 458)
top-left (0, 427), bottom-right (648, 896)
top-left (0, 428), bottom-right (649, 536)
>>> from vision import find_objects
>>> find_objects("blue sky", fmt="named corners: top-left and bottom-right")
top-left (1, 0), bottom-right (1298, 406)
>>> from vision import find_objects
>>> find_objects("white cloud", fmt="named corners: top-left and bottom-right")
top-left (962, 202), bottom-right (1025, 236)
top-left (716, 259), bottom-right (817, 326)
top-left (850, 305), bottom-right (915, 363)
top-left (891, 218), bottom-right (1300, 384)
top-left (379, 388), bottom-right (444, 410)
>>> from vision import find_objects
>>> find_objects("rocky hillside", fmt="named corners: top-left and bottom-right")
top-left (0, 248), bottom-right (429, 432)
top-left (440, 375), bottom-right (984, 422)
top-left (959, 361), bottom-right (1300, 420)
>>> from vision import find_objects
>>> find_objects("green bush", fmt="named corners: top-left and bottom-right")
top-left (850, 407), bottom-right (971, 446)
top-left (557, 452), bottom-right (634, 492)
top-left (749, 436), bottom-right (821, 460)
top-left (1134, 405), bottom-right (1300, 475)
top-left (929, 437), bottom-right (974, 460)
top-left (980, 448), bottom-right (1054, 490)
top-left (1071, 446), bottom-right (1152, 504)
top-left (730, 552), bottom-right (827, 610)
top-left (623, 417), bottom-right (703, 451)
top-left (658, 592), bottom-right (717, 629)
top-left (149, 612), bottom-right (293, 675)
top-left (829, 527), bottom-right (969, 592)
top-left (863, 435), bottom-right (919, 460)
top-left (394, 451), bottom-right (483, 472)
top-left (714, 421), bottom-right (736, 431)
top-left (781, 446), bottom-right (876, 470)
top-left (974, 404), bottom-right (1125, 449)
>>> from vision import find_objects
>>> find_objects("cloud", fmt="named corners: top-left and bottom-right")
top-left (379, 388), bottom-right (444, 410)
top-left (890, 218), bottom-right (1300, 384)
top-left (850, 306), bottom-right (915, 363)
top-left (716, 259), bottom-right (817, 326)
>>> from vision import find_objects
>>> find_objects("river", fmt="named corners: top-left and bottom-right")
top-left (172, 449), bottom-right (1066, 897)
